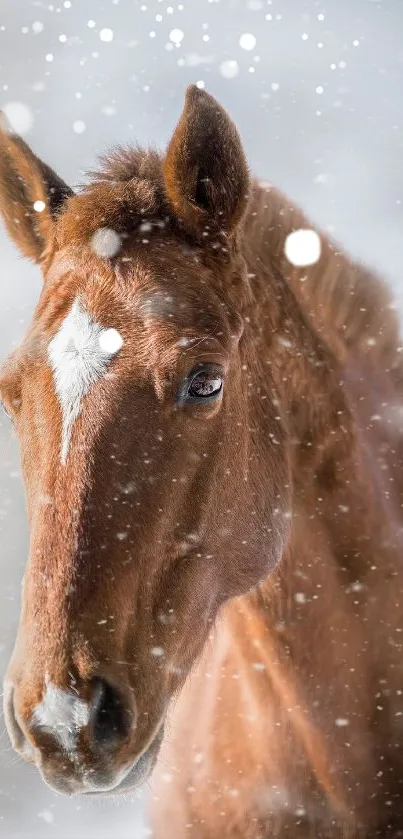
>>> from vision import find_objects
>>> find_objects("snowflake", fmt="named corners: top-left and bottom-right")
top-left (98, 329), bottom-right (123, 354)
top-left (239, 33), bottom-right (256, 51)
top-left (2, 101), bottom-right (33, 135)
top-left (38, 810), bottom-right (54, 824)
top-left (72, 120), bottom-right (86, 134)
top-left (91, 227), bottom-right (122, 258)
top-left (100, 28), bottom-right (114, 42)
top-left (219, 60), bottom-right (239, 79)
top-left (284, 229), bottom-right (321, 267)
top-left (169, 28), bottom-right (184, 45)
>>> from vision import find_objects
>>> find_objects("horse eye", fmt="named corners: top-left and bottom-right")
top-left (188, 371), bottom-right (223, 400)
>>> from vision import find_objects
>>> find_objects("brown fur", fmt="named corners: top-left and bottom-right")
top-left (1, 86), bottom-right (403, 836)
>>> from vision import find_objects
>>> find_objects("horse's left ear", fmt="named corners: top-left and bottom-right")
top-left (163, 86), bottom-right (250, 237)
top-left (0, 113), bottom-right (73, 263)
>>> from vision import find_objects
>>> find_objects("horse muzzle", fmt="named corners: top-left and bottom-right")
top-left (3, 675), bottom-right (164, 796)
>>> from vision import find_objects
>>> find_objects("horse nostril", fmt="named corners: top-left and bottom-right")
top-left (91, 679), bottom-right (133, 749)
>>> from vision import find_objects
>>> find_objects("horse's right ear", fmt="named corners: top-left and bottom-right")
top-left (163, 86), bottom-right (250, 238)
top-left (0, 113), bottom-right (73, 263)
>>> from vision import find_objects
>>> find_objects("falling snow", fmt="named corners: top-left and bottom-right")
top-left (100, 28), bottom-right (114, 42)
top-left (239, 33), bottom-right (256, 51)
top-left (219, 60), bottom-right (239, 79)
top-left (169, 28), bottom-right (184, 45)
top-left (38, 810), bottom-right (54, 824)
top-left (284, 229), bottom-right (322, 267)
top-left (181, 53), bottom-right (214, 67)
top-left (1, 2), bottom-right (403, 837)
top-left (98, 328), bottom-right (124, 354)
top-left (91, 227), bottom-right (122, 258)
top-left (2, 101), bottom-right (33, 135)
top-left (72, 120), bottom-right (86, 133)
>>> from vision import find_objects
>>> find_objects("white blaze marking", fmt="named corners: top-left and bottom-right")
top-left (48, 299), bottom-right (123, 463)
top-left (32, 683), bottom-right (90, 755)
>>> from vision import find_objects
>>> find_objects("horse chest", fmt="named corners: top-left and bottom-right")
top-left (152, 635), bottom-right (373, 838)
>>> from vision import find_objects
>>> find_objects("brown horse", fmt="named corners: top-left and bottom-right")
top-left (1, 86), bottom-right (403, 837)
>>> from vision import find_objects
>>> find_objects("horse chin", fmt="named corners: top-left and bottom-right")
top-left (83, 723), bottom-right (165, 798)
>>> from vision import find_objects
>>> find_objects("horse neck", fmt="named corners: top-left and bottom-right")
top-left (203, 187), bottom-right (403, 814)
top-left (240, 193), bottom-right (357, 501)
top-left (230, 184), bottom-right (379, 666)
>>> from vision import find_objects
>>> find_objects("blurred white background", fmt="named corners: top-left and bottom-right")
top-left (1, 0), bottom-right (402, 836)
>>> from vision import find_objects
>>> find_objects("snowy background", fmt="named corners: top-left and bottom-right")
top-left (1, 0), bottom-right (403, 837)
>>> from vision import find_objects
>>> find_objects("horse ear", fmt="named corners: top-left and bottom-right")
top-left (0, 113), bottom-right (73, 263)
top-left (163, 86), bottom-right (250, 237)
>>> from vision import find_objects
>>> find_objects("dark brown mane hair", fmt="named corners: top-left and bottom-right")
top-left (240, 184), bottom-right (403, 374)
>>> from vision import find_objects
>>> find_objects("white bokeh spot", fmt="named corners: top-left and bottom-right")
top-left (98, 328), bottom-right (123, 354)
top-left (2, 101), bottom-right (34, 135)
top-left (91, 227), bottom-right (122, 258)
top-left (284, 229), bottom-right (321, 267)
top-left (169, 28), bottom-right (184, 45)
top-left (73, 120), bottom-right (86, 134)
top-left (219, 60), bottom-right (239, 79)
top-left (239, 33), bottom-right (256, 51)
top-left (100, 28), bottom-right (114, 42)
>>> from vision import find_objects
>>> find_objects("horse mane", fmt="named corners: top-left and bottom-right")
top-left (246, 183), bottom-right (402, 374)
top-left (292, 237), bottom-right (400, 367)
